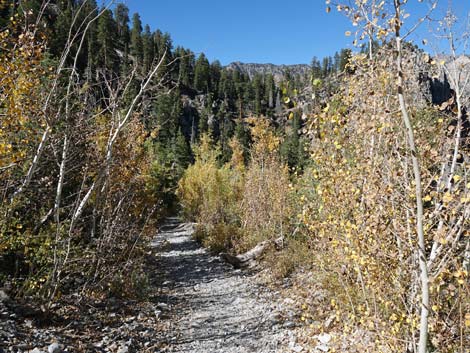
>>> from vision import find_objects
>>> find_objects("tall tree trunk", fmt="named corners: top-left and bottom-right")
top-left (393, 2), bottom-right (429, 352)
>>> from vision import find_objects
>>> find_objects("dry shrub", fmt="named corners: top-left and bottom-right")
top-left (178, 122), bottom-right (297, 256)
top-left (266, 237), bottom-right (312, 279)
top-left (298, 50), bottom-right (470, 351)
top-left (234, 117), bottom-right (295, 251)
top-left (178, 134), bottom-right (242, 251)
top-left (236, 155), bottom-right (293, 251)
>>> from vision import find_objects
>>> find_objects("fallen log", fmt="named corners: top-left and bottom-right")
top-left (220, 236), bottom-right (284, 269)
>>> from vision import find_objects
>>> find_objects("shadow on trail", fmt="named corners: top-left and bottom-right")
top-left (150, 218), bottom-right (289, 353)
top-left (152, 221), bottom-right (242, 289)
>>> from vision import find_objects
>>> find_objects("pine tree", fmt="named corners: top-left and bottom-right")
top-left (114, 4), bottom-right (130, 50)
top-left (333, 51), bottom-right (341, 72)
top-left (252, 73), bottom-right (264, 116)
top-left (82, 0), bottom-right (99, 81)
top-left (281, 112), bottom-right (301, 168)
top-left (49, 0), bottom-right (73, 57)
top-left (153, 30), bottom-right (173, 80)
top-left (194, 53), bottom-right (210, 93)
top-left (339, 48), bottom-right (352, 72)
top-left (234, 118), bottom-right (251, 162)
top-left (142, 24), bottom-right (155, 72)
top-left (96, 9), bottom-right (118, 73)
top-left (154, 90), bottom-right (181, 141)
top-left (130, 13), bottom-right (143, 64)
top-left (321, 56), bottom-right (332, 77)
top-left (198, 94), bottom-right (213, 137)
top-left (218, 70), bottom-right (236, 102)
top-left (311, 56), bottom-right (322, 79)
top-left (210, 100), bottom-right (235, 163)
top-left (264, 74), bottom-right (275, 117)
top-left (176, 47), bottom-right (195, 87)
top-left (174, 129), bottom-right (191, 170)
top-left (209, 60), bottom-right (222, 94)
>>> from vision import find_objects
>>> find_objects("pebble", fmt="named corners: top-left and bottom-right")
top-left (117, 346), bottom-right (129, 353)
top-left (0, 290), bottom-right (9, 302)
top-left (283, 321), bottom-right (296, 328)
top-left (30, 349), bottom-right (45, 353)
top-left (283, 297), bottom-right (295, 305)
top-left (48, 343), bottom-right (62, 353)
top-left (318, 333), bottom-right (331, 344)
top-left (316, 344), bottom-right (330, 352)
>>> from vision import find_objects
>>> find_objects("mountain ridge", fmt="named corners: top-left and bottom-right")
top-left (225, 61), bottom-right (310, 81)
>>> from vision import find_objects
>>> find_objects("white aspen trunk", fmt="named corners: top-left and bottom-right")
top-left (10, 126), bottom-right (51, 203)
top-left (393, 2), bottom-right (429, 352)
top-left (11, 3), bottom-right (110, 206)
top-left (70, 50), bottom-right (167, 228)
top-left (54, 133), bottom-right (68, 224)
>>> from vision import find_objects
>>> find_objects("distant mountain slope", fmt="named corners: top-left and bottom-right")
top-left (226, 61), bottom-right (310, 81)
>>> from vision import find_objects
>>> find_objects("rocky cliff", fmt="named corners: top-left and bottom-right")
top-left (225, 61), bottom-right (310, 82)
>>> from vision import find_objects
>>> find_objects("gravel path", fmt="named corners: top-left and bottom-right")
top-left (0, 218), bottom-right (300, 352)
top-left (152, 218), bottom-right (295, 353)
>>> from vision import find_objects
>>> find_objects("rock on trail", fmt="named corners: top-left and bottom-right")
top-left (152, 218), bottom-right (296, 353)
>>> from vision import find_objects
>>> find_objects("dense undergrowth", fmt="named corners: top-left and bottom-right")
top-left (178, 48), bottom-right (470, 351)
top-left (178, 119), bottom-right (295, 256)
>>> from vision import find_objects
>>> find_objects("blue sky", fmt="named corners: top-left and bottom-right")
top-left (122, 0), bottom-right (470, 65)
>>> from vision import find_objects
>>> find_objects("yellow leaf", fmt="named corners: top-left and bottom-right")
top-left (345, 31), bottom-right (352, 37)
top-left (442, 192), bottom-right (452, 203)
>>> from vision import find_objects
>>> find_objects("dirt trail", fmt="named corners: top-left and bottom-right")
top-left (152, 218), bottom-right (296, 353)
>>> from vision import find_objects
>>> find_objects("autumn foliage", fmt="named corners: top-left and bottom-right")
top-left (0, 9), bottom-right (163, 301)
top-left (178, 118), bottom-right (295, 254)
top-left (293, 47), bottom-right (470, 351)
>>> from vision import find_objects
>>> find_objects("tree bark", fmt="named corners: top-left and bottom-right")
top-left (394, 2), bottom-right (429, 351)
